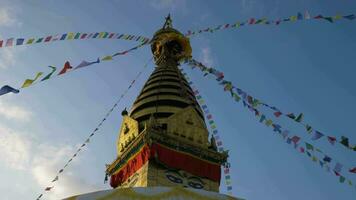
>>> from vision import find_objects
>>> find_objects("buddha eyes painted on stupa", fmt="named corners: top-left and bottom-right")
top-left (165, 170), bottom-right (205, 189)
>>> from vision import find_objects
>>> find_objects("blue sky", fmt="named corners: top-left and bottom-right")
top-left (0, 0), bottom-right (355, 199)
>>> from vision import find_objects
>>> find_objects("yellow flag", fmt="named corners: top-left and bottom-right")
top-left (67, 32), bottom-right (75, 40)
top-left (334, 15), bottom-right (342, 20)
top-left (312, 156), bottom-right (317, 162)
top-left (21, 72), bottom-right (43, 88)
top-left (98, 32), bottom-right (105, 38)
top-left (290, 16), bottom-right (297, 21)
top-left (26, 38), bottom-right (35, 44)
top-left (101, 55), bottom-right (113, 61)
top-left (265, 119), bottom-right (273, 126)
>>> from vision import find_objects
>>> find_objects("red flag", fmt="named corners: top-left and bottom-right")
top-left (58, 61), bottom-right (73, 75)
top-left (349, 167), bottom-right (356, 173)
top-left (249, 18), bottom-right (256, 24)
top-left (327, 136), bottom-right (336, 145)
top-left (274, 111), bottom-right (282, 117)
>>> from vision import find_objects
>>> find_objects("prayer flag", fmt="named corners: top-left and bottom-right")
top-left (21, 72), bottom-right (43, 88)
top-left (0, 40), bottom-right (3, 47)
top-left (291, 136), bottom-right (300, 145)
top-left (290, 15), bottom-right (297, 21)
top-left (6, 38), bottom-right (14, 46)
top-left (311, 131), bottom-right (324, 140)
top-left (265, 119), bottom-right (273, 126)
top-left (44, 36), bottom-right (52, 42)
top-left (58, 61), bottom-right (73, 75)
top-left (67, 32), bottom-right (75, 40)
top-left (319, 161), bottom-right (324, 168)
top-left (36, 38), bottom-right (43, 43)
top-left (274, 111), bottom-right (282, 117)
top-left (0, 85), bottom-right (19, 96)
top-left (297, 12), bottom-right (303, 20)
top-left (305, 143), bottom-right (314, 151)
top-left (295, 113), bottom-right (303, 122)
top-left (45, 186), bottom-right (53, 191)
top-left (306, 151), bottom-right (311, 157)
top-left (323, 155), bottom-right (331, 163)
top-left (80, 33), bottom-right (87, 39)
top-left (41, 66), bottom-right (57, 81)
top-left (16, 38), bottom-right (25, 45)
top-left (286, 113), bottom-right (296, 119)
top-left (26, 38), bottom-right (35, 44)
top-left (52, 34), bottom-right (61, 41)
top-left (312, 156), bottom-right (318, 162)
top-left (340, 136), bottom-right (349, 148)
top-left (314, 15), bottom-right (323, 19)
top-left (343, 14), bottom-right (355, 20)
top-left (282, 130), bottom-right (289, 139)
top-left (327, 136), bottom-right (336, 145)
top-left (349, 167), bottom-right (356, 173)
top-left (60, 34), bottom-right (67, 40)
top-left (299, 147), bottom-right (305, 153)
top-left (334, 162), bottom-right (343, 174)
top-left (305, 124), bottom-right (313, 133)
top-left (286, 137), bottom-right (292, 144)
top-left (249, 18), bottom-right (256, 24)
top-left (323, 17), bottom-right (333, 23)
top-left (305, 10), bottom-right (311, 19)
top-left (339, 176), bottom-right (346, 183)
top-left (52, 176), bottom-right (59, 182)
top-left (93, 33), bottom-right (99, 38)
top-left (74, 32), bottom-right (81, 39)
top-left (75, 58), bottom-right (100, 70)
top-left (259, 114), bottom-right (266, 123)
top-left (270, 124), bottom-right (280, 134)
top-left (101, 55), bottom-right (113, 61)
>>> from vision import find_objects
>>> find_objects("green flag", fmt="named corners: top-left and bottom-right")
top-left (305, 142), bottom-right (314, 151)
top-left (41, 66), bottom-right (57, 81)
top-left (339, 176), bottom-right (346, 183)
top-left (340, 136), bottom-right (349, 148)
top-left (295, 113), bottom-right (303, 122)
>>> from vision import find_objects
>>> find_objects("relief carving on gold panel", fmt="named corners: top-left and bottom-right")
top-left (116, 116), bottom-right (139, 156)
top-left (166, 106), bottom-right (209, 148)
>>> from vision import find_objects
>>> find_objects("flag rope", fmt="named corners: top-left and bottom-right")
top-left (179, 67), bottom-right (234, 195)
top-left (0, 32), bottom-right (150, 48)
top-left (183, 58), bottom-right (356, 153)
top-left (184, 12), bottom-right (355, 37)
top-left (35, 57), bottom-right (153, 200)
top-left (182, 58), bottom-right (356, 190)
top-left (0, 42), bottom-right (149, 97)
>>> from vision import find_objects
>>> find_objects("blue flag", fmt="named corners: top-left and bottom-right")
top-left (0, 85), bottom-right (19, 96)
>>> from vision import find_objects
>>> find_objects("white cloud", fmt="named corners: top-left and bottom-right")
top-left (0, 7), bottom-right (17, 27)
top-left (31, 144), bottom-right (101, 200)
top-left (0, 99), bottom-right (32, 121)
top-left (200, 47), bottom-right (214, 66)
top-left (0, 125), bottom-right (31, 170)
top-left (0, 100), bottom-right (101, 199)
top-left (0, 48), bottom-right (17, 69)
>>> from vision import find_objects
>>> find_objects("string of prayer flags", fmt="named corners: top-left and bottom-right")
top-left (231, 88), bottom-right (356, 187)
top-left (0, 85), bottom-right (19, 96)
top-left (36, 57), bottom-right (152, 200)
top-left (180, 67), bottom-right (233, 196)
top-left (0, 32), bottom-right (150, 48)
top-left (185, 12), bottom-right (356, 37)
top-left (1, 44), bottom-right (147, 98)
top-left (183, 58), bottom-right (356, 152)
